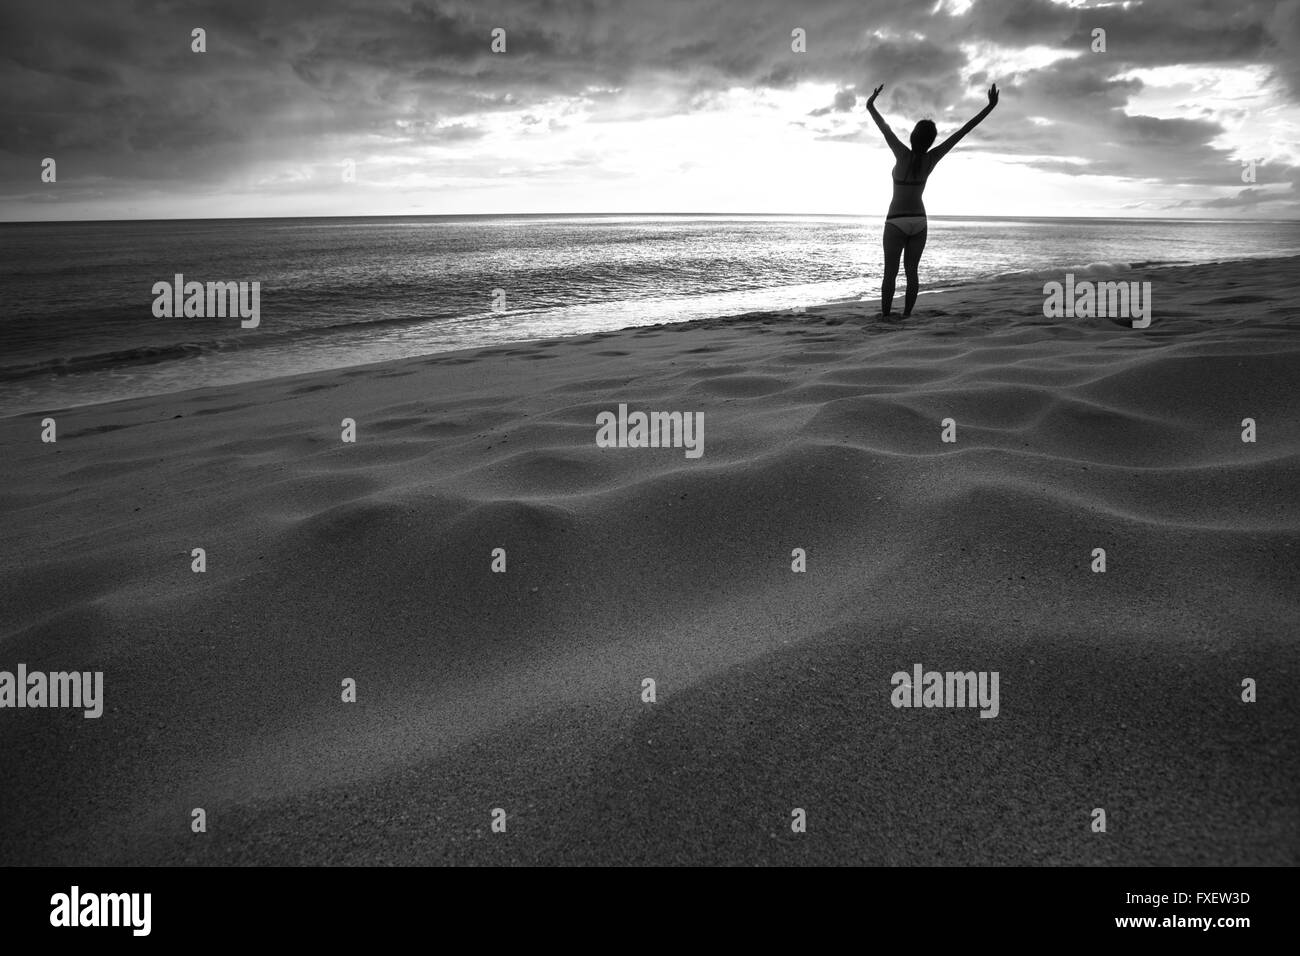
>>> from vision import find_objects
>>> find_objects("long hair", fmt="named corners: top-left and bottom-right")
top-left (908, 120), bottom-right (937, 181)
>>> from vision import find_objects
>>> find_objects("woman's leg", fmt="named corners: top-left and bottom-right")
top-left (881, 223), bottom-right (905, 315)
top-left (902, 228), bottom-right (927, 316)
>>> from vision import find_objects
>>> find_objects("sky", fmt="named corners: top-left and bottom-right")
top-left (1, 0), bottom-right (1298, 221)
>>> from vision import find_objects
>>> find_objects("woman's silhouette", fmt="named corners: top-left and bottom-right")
top-left (866, 83), bottom-right (998, 317)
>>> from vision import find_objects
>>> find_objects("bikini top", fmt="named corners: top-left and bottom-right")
top-left (895, 152), bottom-right (929, 186)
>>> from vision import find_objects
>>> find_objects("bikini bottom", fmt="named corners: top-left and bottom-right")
top-left (885, 215), bottom-right (927, 237)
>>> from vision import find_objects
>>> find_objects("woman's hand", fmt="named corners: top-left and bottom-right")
top-left (987, 83), bottom-right (999, 107)
top-left (868, 84), bottom-right (883, 106)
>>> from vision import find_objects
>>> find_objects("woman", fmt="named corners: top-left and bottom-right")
top-left (866, 83), bottom-right (998, 317)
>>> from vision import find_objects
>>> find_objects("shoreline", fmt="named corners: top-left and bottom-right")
top-left (6, 252), bottom-right (1298, 424)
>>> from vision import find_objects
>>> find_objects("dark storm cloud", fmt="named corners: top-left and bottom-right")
top-left (0, 0), bottom-right (1297, 213)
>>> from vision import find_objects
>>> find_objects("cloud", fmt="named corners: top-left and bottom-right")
top-left (1200, 186), bottom-right (1290, 207)
top-left (0, 0), bottom-right (1296, 217)
top-left (809, 87), bottom-right (858, 116)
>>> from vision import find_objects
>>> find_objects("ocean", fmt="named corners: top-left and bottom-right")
top-left (2, 214), bottom-right (1298, 417)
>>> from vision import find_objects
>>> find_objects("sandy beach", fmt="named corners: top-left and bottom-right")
top-left (1, 255), bottom-right (1297, 866)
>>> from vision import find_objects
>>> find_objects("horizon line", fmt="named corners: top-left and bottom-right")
top-left (3, 211), bottom-right (1296, 226)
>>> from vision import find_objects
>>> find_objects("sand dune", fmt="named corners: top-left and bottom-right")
top-left (1, 256), bottom-right (1297, 865)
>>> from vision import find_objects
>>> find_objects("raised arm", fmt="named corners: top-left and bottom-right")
top-left (866, 84), bottom-right (908, 160)
top-left (929, 84), bottom-right (998, 165)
